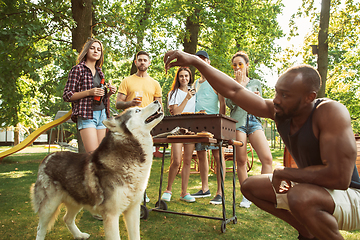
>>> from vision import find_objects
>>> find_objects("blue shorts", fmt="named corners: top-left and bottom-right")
top-left (77, 109), bottom-right (107, 130)
top-left (195, 142), bottom-right (219, 151)
top-left (237, 114), bottom-right (263, 135)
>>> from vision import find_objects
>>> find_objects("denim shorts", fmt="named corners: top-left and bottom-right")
top-left (77, 109), bottom-right (107, 130)
top-left (237, 114), bottom-right (263, 135)
top-left (195, 142), bottom-right (219, 151)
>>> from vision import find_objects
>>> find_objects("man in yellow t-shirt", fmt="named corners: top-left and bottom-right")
top-left (116, 51), bottom-right (162, 110)
top-left (116, 51), bottom-right (162, 203)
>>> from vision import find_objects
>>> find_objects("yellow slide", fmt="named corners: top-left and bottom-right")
top-left (0, 110), bottom-right (72, 161)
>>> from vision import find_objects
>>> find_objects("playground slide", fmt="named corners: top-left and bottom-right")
top-left (0, 110), bottom-right (72, 161)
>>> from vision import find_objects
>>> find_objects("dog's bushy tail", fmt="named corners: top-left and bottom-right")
top-left (30, 174), bottom-right (62, 231)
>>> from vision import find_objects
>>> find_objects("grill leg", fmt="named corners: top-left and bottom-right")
top-left (218, 141), bottom-right (226, 221)
top-left (158, 145), bottom-right (167, 204)
top-left (232, 143), bottom-right (237, 219)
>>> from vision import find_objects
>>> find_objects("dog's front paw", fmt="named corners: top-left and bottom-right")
top-left (74, 232), bottom-right (90, 239)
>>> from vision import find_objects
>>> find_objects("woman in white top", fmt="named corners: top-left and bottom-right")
top-left (161, 67), bottom-right (196, 203)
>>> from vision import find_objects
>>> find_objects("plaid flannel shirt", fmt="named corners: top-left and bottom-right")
top-left (63, 61), bottom-right (109, 123)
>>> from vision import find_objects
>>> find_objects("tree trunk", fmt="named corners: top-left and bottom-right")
top-left (14, 124), bottom-right (20, 146)
top-left (183, 10), bottom-right (200, 79)
top-left (71, 0), bottom-right (92, 52)
top-left (183, 16), bottom-right (200, 55)
top-left (317, 0), bottom-right (331, 98)
top-left (71, 0), bottom-right (92, 153)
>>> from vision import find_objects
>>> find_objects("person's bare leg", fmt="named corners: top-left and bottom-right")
top-left (248, 130), bottom-right (273, 174)
top-left (166, 143), bottom-right (182, 193)
top-left (96, 129), bottom-right (107, 146)
top-left (197, 150), bottom-right (209, 192)
top-left (236, 131), bottom-right (248, 185)
top-left (241, 175), bottom-right (318, 239)
top-left (288, 184), bottom-right (343, 240)
top-left (181, 144), bottom-right (195, 197)
top-left (80, 128), bottom-right (99, 153)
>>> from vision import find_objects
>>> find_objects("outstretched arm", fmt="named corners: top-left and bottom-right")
top-left (164, 50), bottom-right (275, 120)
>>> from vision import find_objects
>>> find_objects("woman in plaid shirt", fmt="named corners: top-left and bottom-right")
top-left (63, 38), bottom-right (116, 154)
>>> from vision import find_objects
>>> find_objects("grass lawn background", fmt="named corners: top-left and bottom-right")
top-left (0, 145), bottom-right (359, 239)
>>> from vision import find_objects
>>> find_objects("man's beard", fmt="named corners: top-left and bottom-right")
top-left (274, 100), bottom-right (301, 121)
top-left (137, 65), bottom-right (148, 72)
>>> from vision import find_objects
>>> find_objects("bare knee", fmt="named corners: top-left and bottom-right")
top-left (287, 185), bottom-right (314, 216)
top-left (236, 156), bottom-right (248, 167)
top-left (170, 158), bottom-right (181, 169)
top-left (261, 155), bottom-right (273, 166)
top-left (182, 159), bottom-right (191, 167)
top-left (241, 177), bottom-right (253, 197)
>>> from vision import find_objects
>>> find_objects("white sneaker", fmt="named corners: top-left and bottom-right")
top-left (239, 196), bottom-right (252, 208)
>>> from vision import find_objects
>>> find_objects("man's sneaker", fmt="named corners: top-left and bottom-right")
top-left (209, 194), bottom-right (222, 205)
top-left (239, 196), bottom-right (252, 208)
top-left (191, 189), bottom-right (211, 198)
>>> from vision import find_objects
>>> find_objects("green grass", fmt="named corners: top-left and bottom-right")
top-left (0, 146), bottom-right (359, 239)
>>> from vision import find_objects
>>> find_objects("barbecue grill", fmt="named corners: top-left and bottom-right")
top-left (141, 113), bottom-right (241, 233)
top-left (151, 113), bottom-right (237, 140)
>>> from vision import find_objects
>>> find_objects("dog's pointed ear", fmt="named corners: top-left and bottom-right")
top-left (102, 118), bottom-right (117, 131)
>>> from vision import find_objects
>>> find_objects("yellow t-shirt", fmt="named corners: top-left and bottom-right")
top-left (118, 74), bottom-right (162, 107)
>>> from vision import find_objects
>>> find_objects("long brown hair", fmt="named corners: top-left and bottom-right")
top-left (76, 38), bottom-right (104, 67)
top-left (168, 67), bottom-right (193, 101)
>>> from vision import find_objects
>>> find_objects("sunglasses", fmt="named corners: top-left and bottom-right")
top-left (232, 62), bottom-right (245, 69)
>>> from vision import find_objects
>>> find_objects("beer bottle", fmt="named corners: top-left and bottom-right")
top-left (93, 78), bottom-right (105, 105)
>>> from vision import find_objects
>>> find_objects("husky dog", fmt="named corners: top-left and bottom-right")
top-left (31, 101), bottom-right (163, 240)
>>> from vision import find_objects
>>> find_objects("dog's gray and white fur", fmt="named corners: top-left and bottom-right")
top-left (31, 101), bottom-right (163, 240)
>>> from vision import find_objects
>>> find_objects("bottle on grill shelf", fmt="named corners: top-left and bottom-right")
top-left (93, 78), bottom-right (106, 105)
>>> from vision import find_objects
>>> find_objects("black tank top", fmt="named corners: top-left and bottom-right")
top-left (277, 98), bottom-right (360, 189)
